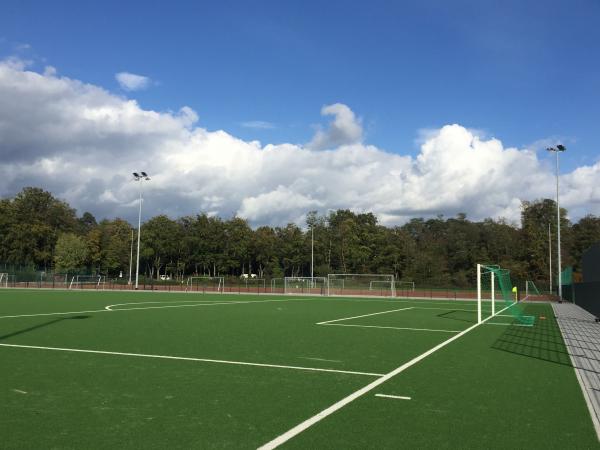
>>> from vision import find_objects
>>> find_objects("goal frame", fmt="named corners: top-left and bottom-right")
top-left (69, 275), bottom-right (106, 290)
top-left (0, 272), bottom-right (8, 287)
top-left (283, 277), bottom-right (328, 295)
top-left (186, 276), bottom-right (224, 293)
top-left (327, 273), bottom-right (396, 297)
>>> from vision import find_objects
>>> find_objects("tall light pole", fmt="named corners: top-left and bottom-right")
top-left (133, 172), bottom-right (150, 289)
top-left (128, 228), bottom-right (134, 285)
top-left (311, 224), bottom-right (314, 286)
top-left (546, 145), bottom-right (565, 299)
top-left (548, 223), bottom-right (552, 294)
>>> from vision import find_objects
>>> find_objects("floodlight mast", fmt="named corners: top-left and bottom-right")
top-left (133, 172), bottom-right (151, 289)
top-left (546, 145), bottom-right (565, 300)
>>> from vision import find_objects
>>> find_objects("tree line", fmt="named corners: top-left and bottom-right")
top-left (1, 187), bottom-right (599, 288)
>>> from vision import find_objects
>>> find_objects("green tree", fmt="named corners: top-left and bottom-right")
top-left (54, 233), bottom-right (88, 272)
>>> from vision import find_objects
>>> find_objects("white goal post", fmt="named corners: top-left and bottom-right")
top-left (186, 276), bottom-right (224, 293)
top-left (284, 277), bottom-right (327, 295)
top-left (524, 280), bottom-right (541, 300)
top-left (69, 275), bottom-right (106, 289)
top-left (0, 272), bottom-right (8, 287)
top-left (327, 274), bottom-right (396, 297)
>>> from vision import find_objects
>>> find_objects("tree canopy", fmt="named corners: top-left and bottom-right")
top-left (1, 186), bottom-right (599, 287)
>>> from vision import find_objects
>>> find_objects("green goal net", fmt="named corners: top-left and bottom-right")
top-left (478, 264), bottom-right (534, 326)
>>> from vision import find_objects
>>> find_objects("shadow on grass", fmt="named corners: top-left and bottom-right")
top-left (0, 315), bottom-right (90, 341)
top-left (437, 310), bottom-right (477, 324)
top-left (491, 306), bottom-right (572, 366)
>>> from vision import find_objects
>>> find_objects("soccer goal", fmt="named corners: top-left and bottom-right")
top-left (524, 280), bottom-right (541, 301)
top-left (477, 264), bottom-right (533, 326)
top-left (0, 273), bottom-right (9, 288)
top-left (327, 274), bottom-right (396, 297)
top-left (284, 277), bottom-right (327, 295)
top-left (69, 275), bottom-right (106, 290)
top-left (186, 276), bottom-right (224, 293)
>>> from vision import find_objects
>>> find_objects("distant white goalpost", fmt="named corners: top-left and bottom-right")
top-left (327, 274), bottom-right (396, 297)
top-left (284, 277), bottom-right (327, 295)
top-left (0, 273), bottom-right (9, 288)
top-left (69, 275), bottom-right (106, 290)
top-left (524, 280), bottom-right (541, 300)
top-left (186, 276), bottom-right (224, 293)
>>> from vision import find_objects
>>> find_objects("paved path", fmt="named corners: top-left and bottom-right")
top-left (553, 302), bottom-right (600, 440)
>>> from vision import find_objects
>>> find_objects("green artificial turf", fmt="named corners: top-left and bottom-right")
top-left (0, 289), bottom-right (597, 449)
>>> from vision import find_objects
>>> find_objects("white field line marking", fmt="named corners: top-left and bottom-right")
top-left (375, 394), bottom-right (411, 400)
top-left (257, 301), bottom-right (518, 450)
top-left (496, 314), bottom-right (535, 319)
top-left (0, 343), bottom-right (384, 377)
top-left (298, 357), bottom-right (343, 363)
top-left (321, 323), bottom-right (462, 333)
top-left (104, 300), bottom-right (248, 311)
top-left (12, 389), bottom-right (27, 394)
top-left (316, 307), bottom-right (414, 325)
top-left (0, 298), bottom-right (304, 320)
top-left (411, 307), bottom-right (476, 312)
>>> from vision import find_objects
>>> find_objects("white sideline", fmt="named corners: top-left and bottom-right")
top-left (316, 307), bottom-right (414, 325)
top-left (0, 298), bottom-right (304, 320)
top-left (0, 343), bottom-right (384, 377)
top-left (257, 301), bottom-right (518, 450)
top-left (375, 394), bottom-right (411, 400)
top-left (320, 323), bottom-right (461, 333)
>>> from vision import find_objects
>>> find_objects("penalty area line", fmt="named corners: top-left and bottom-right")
top-left (258, 301), bottom-right (518, 450)
top-left (0, 343), bottom-right (384, 377)
top-left (375, 393), bottom-right (411, 400)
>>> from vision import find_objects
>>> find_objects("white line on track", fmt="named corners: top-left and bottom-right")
top-left (320, 323), bottom-right (462, 333)
top-left (0, 343), bottom-right (384, 377)
top-left (257, 301), bottom-right (518, 450)
top-left (316, 307), bottom-right (414, 325)
top-left (375, 394), bottom-right (411, 400)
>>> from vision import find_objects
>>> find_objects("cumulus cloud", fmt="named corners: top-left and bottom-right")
top-left (115, 71), bottom-right (151, 91)
top-left (0, 59), bottom-right (598, 227)
top-left (307, 103), bottom-right (363, 150)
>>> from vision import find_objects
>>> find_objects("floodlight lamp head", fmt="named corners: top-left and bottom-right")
top-left (133, 172), bottom-right (139, 178)
top-left (556, 144), bottom-right (566, 152)
top-left (141, 171), bottom-right (148, 177)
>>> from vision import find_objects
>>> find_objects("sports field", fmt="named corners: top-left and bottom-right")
top-left (1, 289), bottom-right (598, 449)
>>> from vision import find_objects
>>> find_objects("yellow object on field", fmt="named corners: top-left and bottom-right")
top-left (512, 286), bottom-right (518, 301)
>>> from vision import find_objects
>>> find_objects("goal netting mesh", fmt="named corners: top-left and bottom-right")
top-left (478, 264), bottom-right (533, 325)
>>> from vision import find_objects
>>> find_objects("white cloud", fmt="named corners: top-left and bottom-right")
top-left (307, 103), bottom-right (363, 150)
top-left (241, 120), bottom-right (275, 129)
top-left (115, 71), bottom-right (151, 91)
top-left (0, 58), bottom-right (598, 227)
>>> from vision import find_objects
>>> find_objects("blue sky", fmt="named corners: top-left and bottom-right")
top-left (2, 0), bottom-right (598, 168)
top-left (0, 0), bottom-right (598, 225)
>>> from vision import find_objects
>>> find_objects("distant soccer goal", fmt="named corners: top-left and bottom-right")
top-left (240, 277), bottom-right (266, 289)
top-left (327, 274), bottom-right (396, 297)
top-left (270, 278), bottom-right (284, 292)
top-left (523, 280), bottom-right (542, 301)
top-left (69, 275), bottom-right (106, 290)
top-left (0, 272), bottom-right (9, 288)
top-left (284, 277), bottom-right (327, 295)
top-left (186, 276), bottom-right (224, 293)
